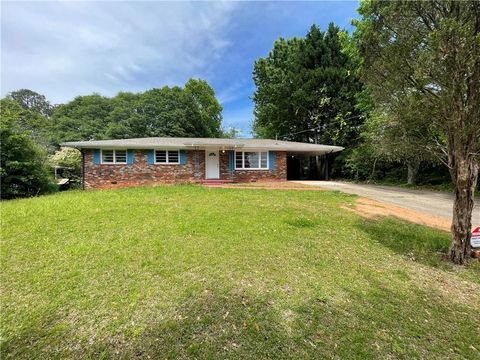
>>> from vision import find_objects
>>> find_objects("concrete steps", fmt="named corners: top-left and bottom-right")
top-left (202, 179), bottom-right (234, 186)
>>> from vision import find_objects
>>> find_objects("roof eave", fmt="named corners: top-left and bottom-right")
top-left (60, 141), bottom-right (344, 153)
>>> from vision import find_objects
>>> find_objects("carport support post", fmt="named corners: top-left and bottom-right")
top-left (325, 150), bottom-right (335, 180)
top-left (325, 154), bottom-right (329, 180)
top-left (314, 129), bottom-right (321, 179)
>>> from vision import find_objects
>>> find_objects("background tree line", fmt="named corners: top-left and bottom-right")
top-left (1, 79), bottom-right (224, 199)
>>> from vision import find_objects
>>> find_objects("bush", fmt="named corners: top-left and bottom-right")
top-left (1, 116), bottom-right (52, 199)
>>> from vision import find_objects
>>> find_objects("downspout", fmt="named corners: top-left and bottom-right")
top-left (81, 149), bottom-right (86, 190)
top-left (194, 147), bottom-right (200, 181)
top-left (230, 149), bottom-right (234, 181)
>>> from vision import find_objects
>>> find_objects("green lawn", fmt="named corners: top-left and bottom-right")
top-left (1, 186), bottom-right (479, 359)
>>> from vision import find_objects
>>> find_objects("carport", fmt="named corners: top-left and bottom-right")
top-left (286, 148), bottom-right (343, 181)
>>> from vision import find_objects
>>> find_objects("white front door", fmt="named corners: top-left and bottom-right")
top-left (205, 150), bottom-right (220, 179)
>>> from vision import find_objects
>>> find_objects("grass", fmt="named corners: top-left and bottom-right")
top-left (1, 185), bottom-right (479, 359)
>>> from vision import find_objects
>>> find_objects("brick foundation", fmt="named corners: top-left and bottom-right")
top-left (83, 149), bottom-right (286, 189)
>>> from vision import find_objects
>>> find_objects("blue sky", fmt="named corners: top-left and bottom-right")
top-left (1, 1), bottom-right (359, 136)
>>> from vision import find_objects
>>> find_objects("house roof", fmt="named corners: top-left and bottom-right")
top-left (61, 137), bottom-right (344, 155)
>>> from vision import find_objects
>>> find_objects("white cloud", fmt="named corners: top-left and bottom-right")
top-left (217, 78), bottom-right (253, 105)
top-left (1, 1), bottom-right (239, 103)
top-left (222, 104), bottom-right (255, 137)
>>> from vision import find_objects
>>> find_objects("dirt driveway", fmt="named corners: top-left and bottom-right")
top-left (293, 181), bottom-right (480, 230)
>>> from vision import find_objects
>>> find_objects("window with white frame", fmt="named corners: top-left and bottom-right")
top-left (235, 151), bottom-right (268, 169)
top-left (155, 150), bottom-right (179, 164)
top-left (101, 149), bottom-right (127, 164)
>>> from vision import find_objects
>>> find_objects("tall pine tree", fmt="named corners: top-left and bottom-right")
top-left (253, 23), bottom-right (363, 148)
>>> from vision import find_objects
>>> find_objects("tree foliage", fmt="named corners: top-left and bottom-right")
top-left (353, 93), bottom-right (440, 184)
top-left (51, 79), bottom-right (223, 145)
top-left (355, 0), bottom-right (480, 264)
top-left (185, 79), bottom-right (223, 138)
top-left (252, 23), bottom-right (364, 148)
top-left (1, 99), bottom-right (52, 199)
top-left (51, 94), bottom-right (113, 144)
top-left (4, 91), bottom-right (53, 149)
top-left (7, 89), bottom-right (54, 117)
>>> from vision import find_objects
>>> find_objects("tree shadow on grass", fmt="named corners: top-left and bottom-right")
top-left (2, 281), bottom-right (478, 359)
top-left (0, 288), bottom-right (382, 359)
top-left (91, 289), bottom-right (298, 359)
top-left (77, 286), bottom-right (472, 359)
top-left (355, 217), bottom-right (451, 268)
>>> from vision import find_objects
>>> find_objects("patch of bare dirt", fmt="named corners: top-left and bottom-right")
top-left (343, 197), bottom-right (451, 232)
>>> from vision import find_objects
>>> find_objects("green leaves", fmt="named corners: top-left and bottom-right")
top-left (355, 0), bottom-right (480, 166)
top-left (252, 23), bottom-right (364, 150)
top-left (0, 99), bottom-right (52, 199)
top-left (50, 79), bottom-right (223, 145)
top-left (51, 94), bottom-right (113, 144)
top-left (185, 79), bottom-right (223, 138)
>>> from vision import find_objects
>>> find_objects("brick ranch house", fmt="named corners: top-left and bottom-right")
top-left (61, 137), bottom-right (343, 189)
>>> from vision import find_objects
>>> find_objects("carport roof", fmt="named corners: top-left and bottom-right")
top-left (61, 137), bottom-right (344, 155)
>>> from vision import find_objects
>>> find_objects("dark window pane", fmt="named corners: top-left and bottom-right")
top-left (102, 150), bottom-right (114, 163)
top-left (115, 150), bottom-right (127, 163)
top-left (235, 152), bottom-right (243, 168)
top-left (156, 150), bottom-right (167, 163)
top-left (168, 151), bottom-right (179, 163)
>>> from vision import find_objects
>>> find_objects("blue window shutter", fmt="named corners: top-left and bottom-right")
top-left (268, 151), bottom-right (275, 170)
top-left (228, 151), bottom-right (234, 173)
top-left (93, 149), bottom-right (101, 165)
top-left (147, 150), bottom-right (154, 165)
top-left (179, 150), bottom-right (186, 165)
top-left (127, 149), bottom-right (134, 165)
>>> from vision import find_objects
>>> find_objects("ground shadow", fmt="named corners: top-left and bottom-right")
top-left (2, 276), bottom-right (478, 359)
top-left (355, 217), bottom-right (450, 268)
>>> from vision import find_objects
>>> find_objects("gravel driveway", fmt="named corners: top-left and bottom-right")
top-left (293, 181), bottom-right (480, 224)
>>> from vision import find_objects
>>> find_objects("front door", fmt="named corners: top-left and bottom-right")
top-left (205, 150), bottom-right (220, 179)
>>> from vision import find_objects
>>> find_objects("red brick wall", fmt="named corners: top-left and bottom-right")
top-left (219, 151), bottom-right (286, 182)
top-left (83, 149), bottom-right (205, 189)
top-left (83, 149), bottom-right (286, 189)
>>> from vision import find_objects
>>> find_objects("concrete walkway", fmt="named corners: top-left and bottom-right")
top-left (293, 181), bottom-right (480, 223)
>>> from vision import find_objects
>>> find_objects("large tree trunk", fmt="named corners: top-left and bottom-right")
top-left (406, 160), bottom-right (420, 185)
top-left (448, 148), bottom-right (479, 265)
